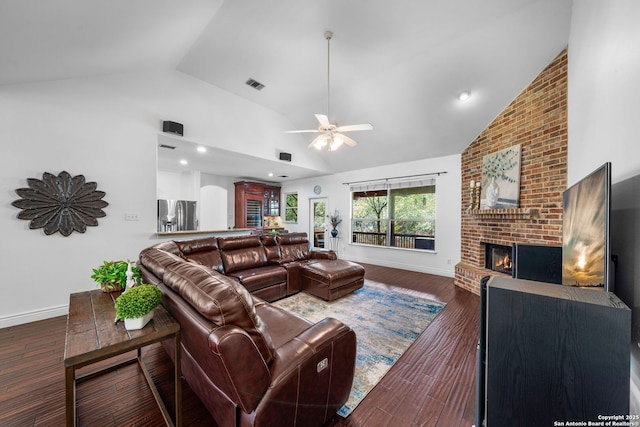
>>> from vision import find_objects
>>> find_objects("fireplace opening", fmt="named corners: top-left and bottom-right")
top-left (485, 243), bottom-right (513, 275)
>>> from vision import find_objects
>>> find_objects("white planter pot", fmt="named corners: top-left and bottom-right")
top-left (123, 310), bottom-right (154, 330)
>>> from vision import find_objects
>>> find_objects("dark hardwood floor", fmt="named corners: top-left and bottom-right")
top-left (0, 263), bottom-right (480, 427)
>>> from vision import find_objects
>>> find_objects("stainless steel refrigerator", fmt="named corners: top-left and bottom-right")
top-left (157, 199), bottom-right (197, 232)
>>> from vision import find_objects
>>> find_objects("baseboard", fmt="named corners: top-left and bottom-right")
top-left (0, 304), bottom-right (68, 329)
top-left (346, 256), bottom-right (455, 278)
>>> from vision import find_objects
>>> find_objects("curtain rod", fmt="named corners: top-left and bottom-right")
top-left (342, 171), bottom-right (447, 186)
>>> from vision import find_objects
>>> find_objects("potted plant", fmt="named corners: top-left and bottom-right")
top-left (114, 284), bottom-right (162, 330)
top-left (327, 210), bottom-right (342, 237)
top-left (91, 260), bottom-right (141, 292)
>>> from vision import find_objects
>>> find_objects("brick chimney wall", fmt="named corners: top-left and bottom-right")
top-left (455, 48), bottom-right (568, 295)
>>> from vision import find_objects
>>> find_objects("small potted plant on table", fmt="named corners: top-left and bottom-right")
top-left (91, 260), bottom-right (141, 292)
top-left (114, 284), bottom-right (163, 330)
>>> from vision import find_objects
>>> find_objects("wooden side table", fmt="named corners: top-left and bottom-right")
top-left (64, 289), bottom-right (181, 427)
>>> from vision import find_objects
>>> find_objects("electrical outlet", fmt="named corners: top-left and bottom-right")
top-left (124, 212), bottom-right (139, 221)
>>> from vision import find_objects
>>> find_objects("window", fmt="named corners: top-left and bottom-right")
top-left (284, 192), bottom-right (298, 223)
top-left (351, 178), bottom-right (436, 250)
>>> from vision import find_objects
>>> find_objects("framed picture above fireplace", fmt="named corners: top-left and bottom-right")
top-left (562, 162), bottom-right (612, 291)
top-left (480, 144), bottom-right (521, 210)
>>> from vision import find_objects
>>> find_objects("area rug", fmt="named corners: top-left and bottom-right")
top-left (272, 281), bottom-right (446, 417)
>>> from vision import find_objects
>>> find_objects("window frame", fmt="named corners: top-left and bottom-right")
top-left (283, 192), bottom-right (299, 223)
top-left (350, 178), bottom-right (436, 251)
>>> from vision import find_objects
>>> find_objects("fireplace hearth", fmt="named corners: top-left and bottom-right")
top-left (484, 243), bottom-right (513, 275)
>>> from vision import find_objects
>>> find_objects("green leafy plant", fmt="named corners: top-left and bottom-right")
top-left (91, 260), bottom-right (141, 291)
top-left (327, 210), bottom-right (342, 230)
top-left (114, 284), bottom-right (162, 320)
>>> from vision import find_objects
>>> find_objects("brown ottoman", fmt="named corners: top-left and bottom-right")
top-left (302, 260), bottom-right (365, 301)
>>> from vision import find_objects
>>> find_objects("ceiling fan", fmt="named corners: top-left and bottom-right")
top-left (285, 31), bottom-right (373, 151)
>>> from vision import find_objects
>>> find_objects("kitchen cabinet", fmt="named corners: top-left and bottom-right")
top-left (263, 185), bottom-right (280, 217)
top-left (234, 181), bottom-right (280, 228)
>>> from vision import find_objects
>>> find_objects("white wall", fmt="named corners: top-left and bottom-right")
top-left (0, 69), bottom-right (323, 327)
top-left (200, 185), bottom-right (228, 230)
top-left (568, 0), bottom-right (640, 413)
top-left (281, 154), bottom-right (462, 278)
top-left (568, 0), bottom-right (640, 185)
top-left (157, 170), bottom-right (200, 200)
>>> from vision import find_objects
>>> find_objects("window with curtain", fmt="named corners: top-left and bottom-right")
top-left (284, 192), bottom-right (298, 223)
top-left (350, 178), bottom-right (436, 250)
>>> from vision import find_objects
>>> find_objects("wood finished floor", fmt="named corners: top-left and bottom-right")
top-left (0, 263), bottom-right (480, 427)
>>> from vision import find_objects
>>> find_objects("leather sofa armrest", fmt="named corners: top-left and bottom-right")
top-left (281, 261), bottom-right (302, 294)
top-left (271, 317), bottom-right (355, 380)
top-left (207, 324), bottom-right (271, 414)
top-left (310, 250), bottom-right (338, 260)
top-left (261, 318), bottom-right (356, 423)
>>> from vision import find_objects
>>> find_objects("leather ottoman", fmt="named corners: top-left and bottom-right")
top-left (302, 260), bottom-right (365, 301)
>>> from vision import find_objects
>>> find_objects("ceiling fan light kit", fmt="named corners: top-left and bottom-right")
top-left (286, 31), bottom-right (372, 151)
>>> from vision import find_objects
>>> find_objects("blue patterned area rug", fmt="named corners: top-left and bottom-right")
top-left (272, 280), bottom-right (446, 417)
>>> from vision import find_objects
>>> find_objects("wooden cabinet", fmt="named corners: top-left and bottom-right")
top-left (481, 276), bottom-right (630, 426)
top-left (234, 181), bottom-right (280, 228)
top-left (263, 186), bottom-right (280, 217)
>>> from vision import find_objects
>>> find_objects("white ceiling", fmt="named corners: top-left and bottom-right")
top-left (1, 0), bottom-right (572, 181)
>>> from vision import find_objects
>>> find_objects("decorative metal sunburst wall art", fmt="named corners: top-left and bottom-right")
top-left (12, 171), bottom-right (109, 236)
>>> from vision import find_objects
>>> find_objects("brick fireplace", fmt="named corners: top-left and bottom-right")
top-left (454, 49), bottom-right (568, 295)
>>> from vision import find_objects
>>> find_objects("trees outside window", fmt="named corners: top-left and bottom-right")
top-left (284, 193), bottom-right (298, 222)
top-left (351, 183), bottom-right (436, 250)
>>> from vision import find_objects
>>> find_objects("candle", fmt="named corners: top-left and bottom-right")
top-left (476, 181), bottom-right (481, 187)
top-left (470, 180), bottom-right (475, 188)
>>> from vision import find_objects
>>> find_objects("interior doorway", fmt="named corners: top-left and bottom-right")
top-left (309, 198), bottom-right (327, 249)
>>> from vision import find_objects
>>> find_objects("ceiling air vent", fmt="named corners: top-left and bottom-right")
top-left (159, 144), bottom-right (176, 150)
top-left (245, 78), bottom-right (265, 91)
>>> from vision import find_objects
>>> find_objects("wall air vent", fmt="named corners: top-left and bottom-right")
top-left (245, 78), bottom-right (265, 91)
top-left (159, 144), bottom-right (176, 150)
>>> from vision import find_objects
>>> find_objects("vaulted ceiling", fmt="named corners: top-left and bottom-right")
top-left (1, 0), bottom-right (572, 179)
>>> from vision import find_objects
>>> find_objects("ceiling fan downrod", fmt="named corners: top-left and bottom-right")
top-left (325, 30), bottom-right (333, 123)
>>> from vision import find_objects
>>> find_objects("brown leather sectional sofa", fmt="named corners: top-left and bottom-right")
top-left (138, 232), bottom-right (359, 426)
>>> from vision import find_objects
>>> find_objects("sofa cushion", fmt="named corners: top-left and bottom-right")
top-left (139, 247), bottom-right (184, 281)
top-left (217, 235), bottom-right (262, 251)
top-left (260, 234), bottom-right (281, 261)
top-left (227, 265), bottom-right (287, 293)
top-left (175, 237), bottom-right (224, 272)
top-left (162, 261), bottom-right (275, 364)
top-left (277, 232), bottom-right (311, 261)
top-left (218, 235), bottom-right (268, 274)
top-left (175, 237), bottom-right (218, 255)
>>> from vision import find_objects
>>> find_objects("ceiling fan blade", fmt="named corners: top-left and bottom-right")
top-left (315, 114), bottom-right (330, 127)
top-left (337, 133), bottom-right (358, 147)
top-left (284, 129), bottom-right (322, 134)
top-left (335, 123), bottom-right (373, 132)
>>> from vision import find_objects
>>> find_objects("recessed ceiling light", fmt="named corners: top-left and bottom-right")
top-left (458, 90), bottom-right (471, 101)
top-left (180, 159), bottom-right (188, 165)
top-left (268, 172), bottom-right (274, 177)
top-left (197, 146), bottom-right (207, 153)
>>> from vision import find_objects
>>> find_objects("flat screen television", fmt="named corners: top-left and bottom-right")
top-left (561, 162), bottom-right (612, 291)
